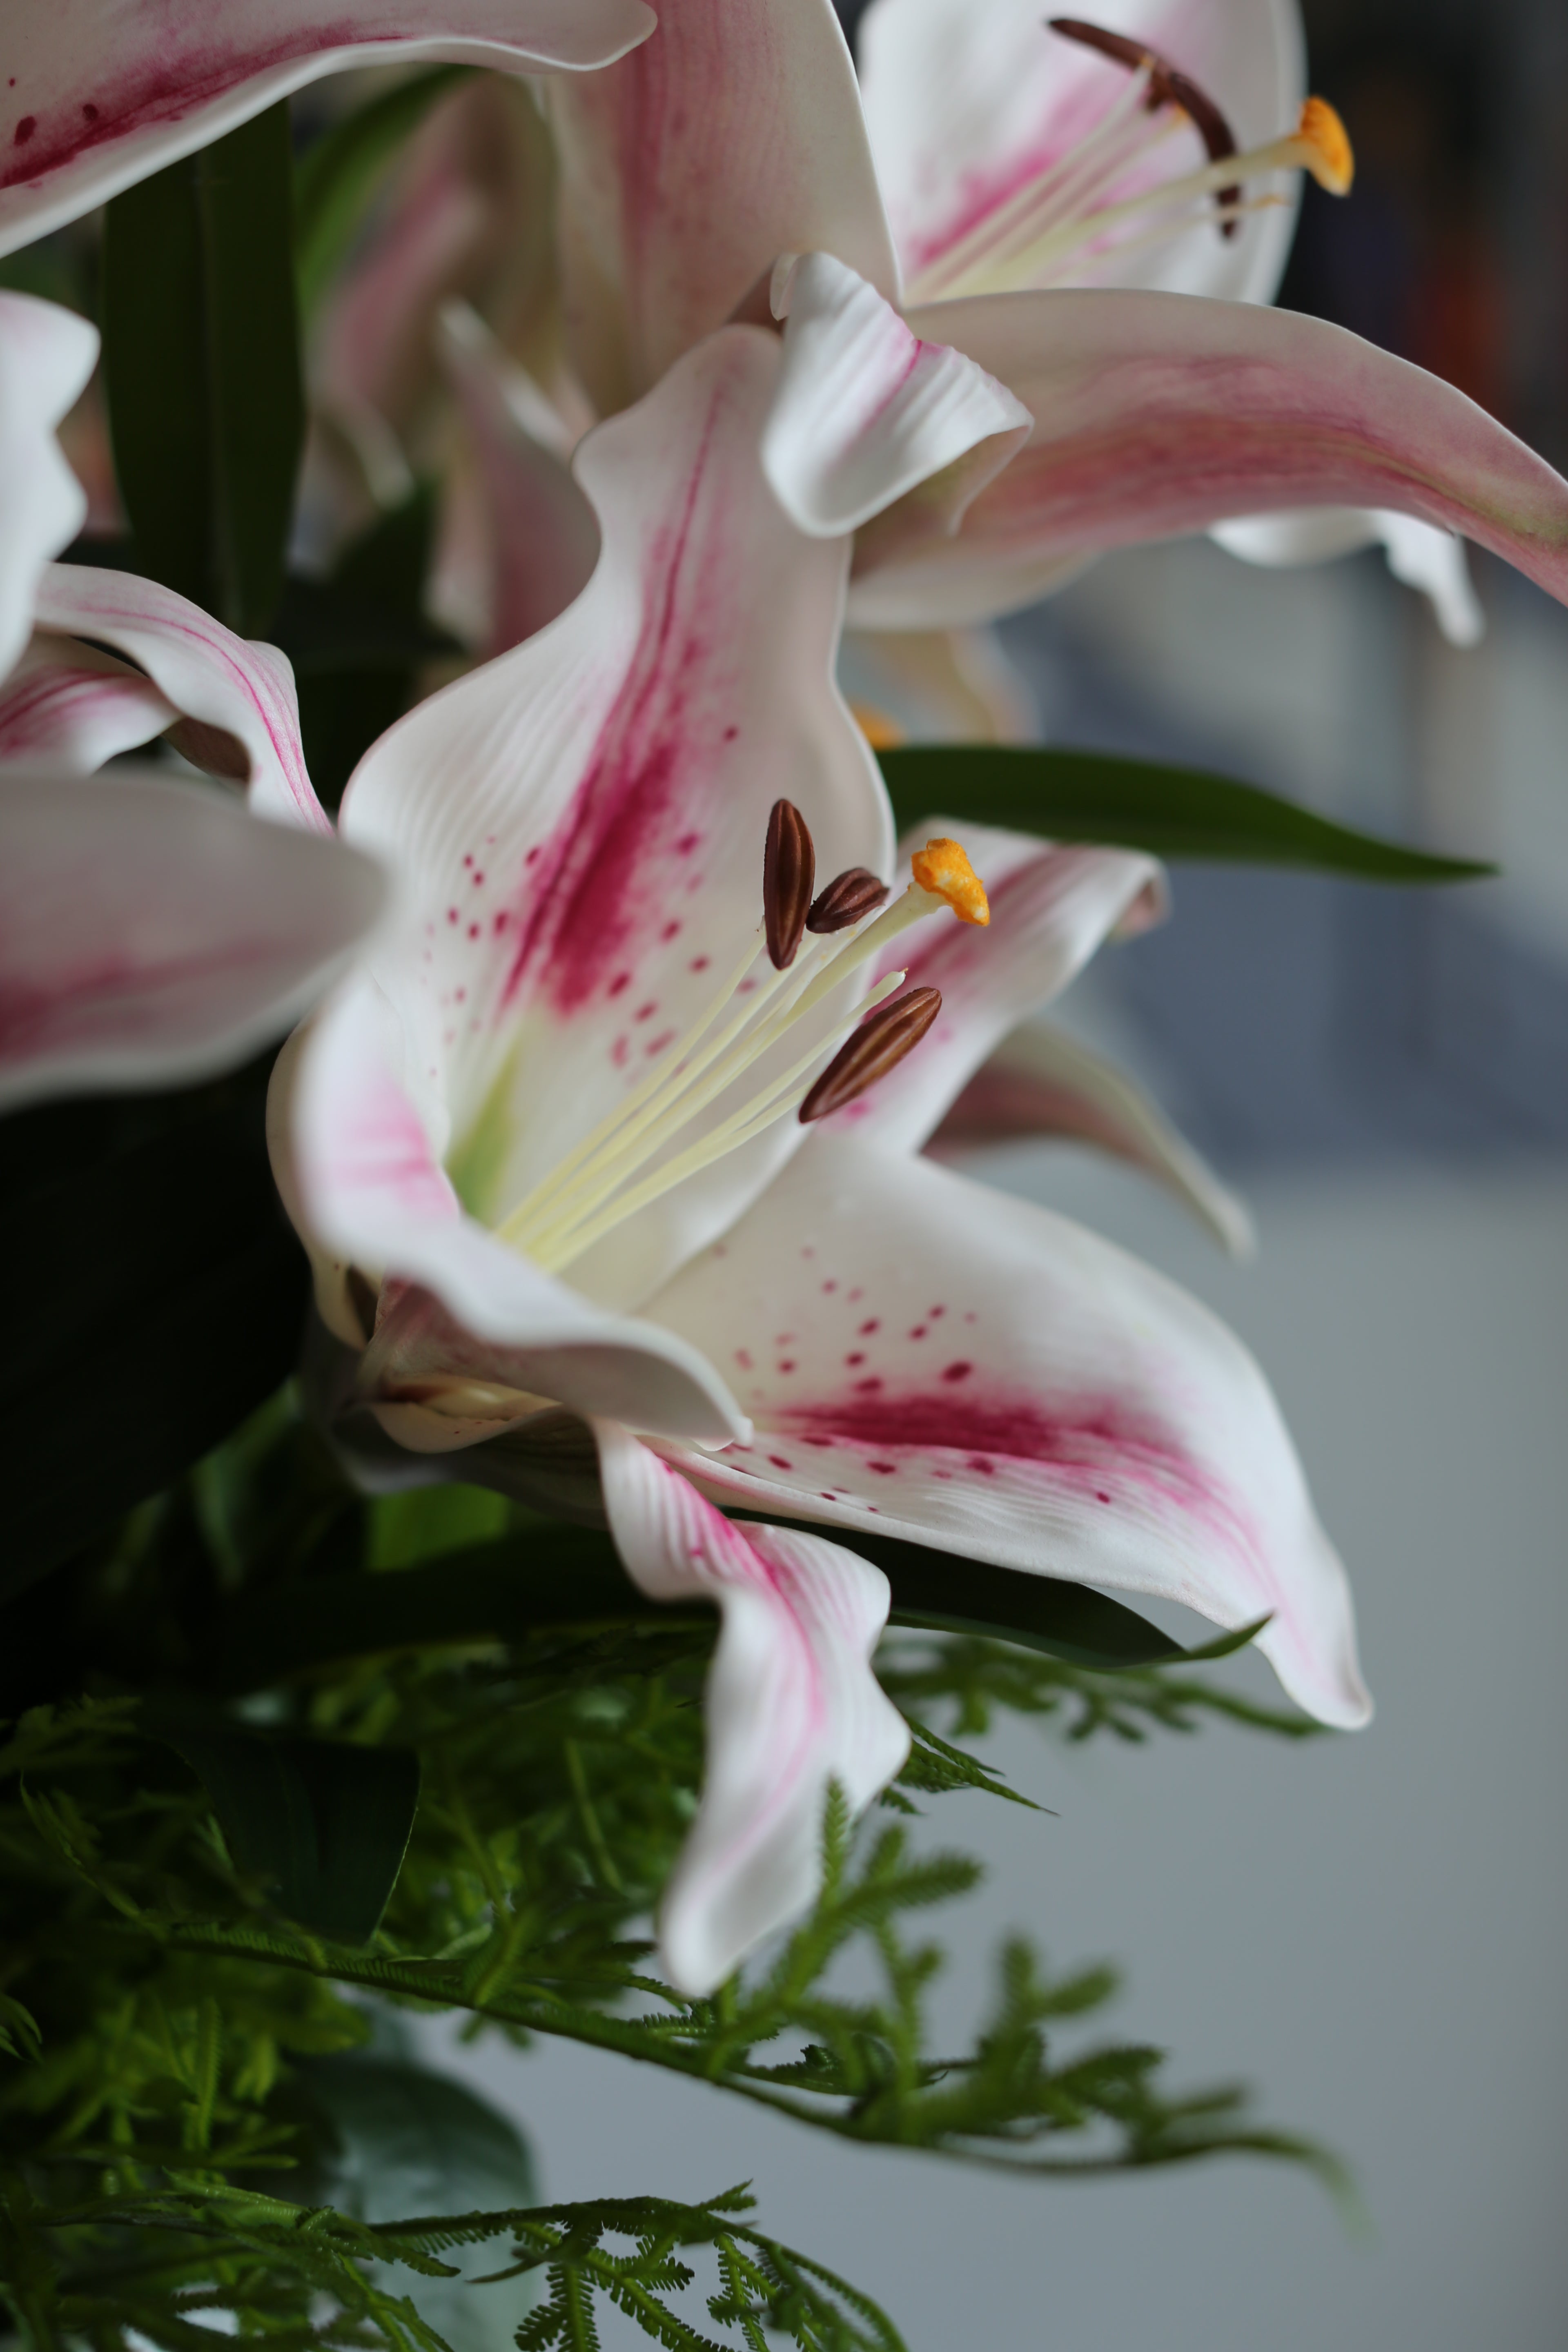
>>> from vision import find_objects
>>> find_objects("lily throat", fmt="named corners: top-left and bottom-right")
top-left (460, 809), bottom-right (989, 1278)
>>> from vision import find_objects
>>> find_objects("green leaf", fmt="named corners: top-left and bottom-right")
top-left (294, 66), bottom-right (475, 318)
top-left (146, 1702), bottom-right (419, 1944)
top-left (0, 1062), bottom-right (308, 1600)
top-left (216, 1522), bottom-right (1190, 1690)
top-left (879, 744), bottom-right (1494, 881)
top-left (852, 1532), bottom-right (1186, 1669)
top-left (303, 2040), bottom-right (539, 2352)
top-left (102, 103), bottom-right (303, 633)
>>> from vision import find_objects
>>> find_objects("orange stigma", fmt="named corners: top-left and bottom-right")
top-left (911, 837), bottom-right (990, 925)
top-left (1294, 97), bottom-right (1354, 195)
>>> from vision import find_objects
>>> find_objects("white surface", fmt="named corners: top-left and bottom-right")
top-left (432, 1149), bottom-right (1568, 2351)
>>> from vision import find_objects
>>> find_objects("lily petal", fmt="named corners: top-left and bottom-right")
top-left (275, 978), bottom-right (751, 1448)
top-left (859, 0), bottom-right (1304, 304)
top-left (825, 821), bottom-right (1163, 1152)
top-left (0, 292), bottom-right (98, 680)
top-left (850, 290), bottom-right (1568, 628)
top-left (0, 632), bottom-right (177, 769)
top-left (762, 252), bottom-right (1032, 539)
top-left (1210, 506), bottom-right (1486, 646)
top-left (31, 564), bottom-right (327, 832)
top-left (0, 764), bottom-right (384, 1109)
top-left (928, 1017), bottom-right (1256, 1258)
top-left (0, 0), bottom-right (655, 257)
top-left (594, 1419), bottom-right (909, 1994)
top-left (548, 0), bottom-right (899, 412)
top-left (340, 324), bottom-right (890, 1312)
top-left (648, 1134), bottom-right (1368, 1728)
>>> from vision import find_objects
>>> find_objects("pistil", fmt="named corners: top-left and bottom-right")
top-left (904, 16), bottom-right (1355, 305)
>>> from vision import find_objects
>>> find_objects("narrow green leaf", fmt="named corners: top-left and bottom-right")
top-left (102, 104), bottom-right (303, 634)
top-left (145, 1702), bottom-right (419, 1944)
top-left (294, 66), bottom-right (476, 318)
top-left (880, 744), bottom-right (1494, 881)
top-left (102, 160), bottom-right (212, 611)
top-left (198, 103), bottom-right (305, 635)
top-left (216, 1523), bottom-right (1189, 1689)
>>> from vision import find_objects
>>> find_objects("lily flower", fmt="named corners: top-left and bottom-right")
top-left (538, 0), bottom-right (1549, 647)
top-left (268, 316), bottom-right (1368, 1997)
top-left (854, 0), bottom-right (1485, 638)
top-left (0, 292), bottom-right (384, 1109)
top-left (0, 0), bottom-right (657, 258)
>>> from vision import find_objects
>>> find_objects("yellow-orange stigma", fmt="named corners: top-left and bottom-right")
top-left (911, 837), bottom-right (990, 925)
top-left (1293, 97), bottom-right (1354, 196)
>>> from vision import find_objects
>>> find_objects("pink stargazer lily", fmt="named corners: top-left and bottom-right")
top-left (0, 0), bottom-right (657, 259)
top-left (0, 292), bottom-right (384, 1109)
top-left (266, 314), bottom-right (1368, 1997)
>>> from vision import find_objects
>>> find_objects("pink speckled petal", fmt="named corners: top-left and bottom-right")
top-left (273, 977), bottom-right (750, 1447)
top-left (594, 1421), bottom-right (908, 1993)
top-left (822, 819), bottom-right (1163, 1154)
top-left (0, 764), bottom-right (383, 1109)
top-left (0, 633), bottom-right (177, 770)
top-left (1210, 506), bottom-right (1486, 647)
top-left (31, 564), bottom-right (326, 831)
top-left (860, 0), bottom-right (1303, 305)
top-left (647, 1134), bottom-right (1368, 1729)
top-left (549, 0), bottom-right (898, 413)
top-left (929, 1018), bottom-right (1255, 1259)
top-left (762, 252), bottom-right (1031, 538)
top-left (341, 325), bottom-right (891, 1311)
top-left (0, 293), bottom-right (98, 680)
top-left (849, 290), bottom-right (1568, 629)
top-left (0, 0), bottom-right (655, 258)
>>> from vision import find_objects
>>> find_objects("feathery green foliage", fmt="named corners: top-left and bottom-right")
top-left (0, 1389), bottom-right (1343, 2350)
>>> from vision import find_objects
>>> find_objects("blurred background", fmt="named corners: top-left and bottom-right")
top-left (432, 2), bottom-right (1568, 2344)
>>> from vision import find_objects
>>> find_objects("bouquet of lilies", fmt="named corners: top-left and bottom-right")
top-left (3, 0), bottom-right (1565, 2344)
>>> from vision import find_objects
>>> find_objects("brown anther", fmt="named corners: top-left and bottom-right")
top-left (806, 867), bottom-right (891, 934)
top-left (800, 986), bottom-right (942, 1123)
top-left (1049, 18), bottom-right (1243, 236)
top-left (764, 798), bottom-right (816, 969)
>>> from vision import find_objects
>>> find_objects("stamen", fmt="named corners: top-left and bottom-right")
top-left (910, 838), bottom-right (990, 925)
top-left (764, 797), bottom-right (815, 969)
top-left (490, 824), bottom-right (991, 1275)
top-left (1049, 17), bottom-right (1242, 233)
top-left (914, 23), bottom-right (1356, 303)
top-left (808, 868), bottom-right (891, 933)
top-left (799, 987), bottom-right (943, 1123)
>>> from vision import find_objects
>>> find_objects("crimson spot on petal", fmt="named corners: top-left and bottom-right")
top-left (941, 1361), bottom-right (973, 1383)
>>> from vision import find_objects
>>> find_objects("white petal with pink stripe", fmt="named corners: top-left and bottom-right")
top-left (596, 1422), bottom-right (909, 1995)
top-left (646, 1135), bottom-right (1369, 1731)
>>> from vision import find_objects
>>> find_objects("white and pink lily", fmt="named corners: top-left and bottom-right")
top-left (267, 315), bottom-right (1368, 1998)
top-left (535, 0), bottom-right (1556, 646)
top-left (0, 292), bottom-right (384, 1109)
top-left (854, 0), bottom-right (1487, 638)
